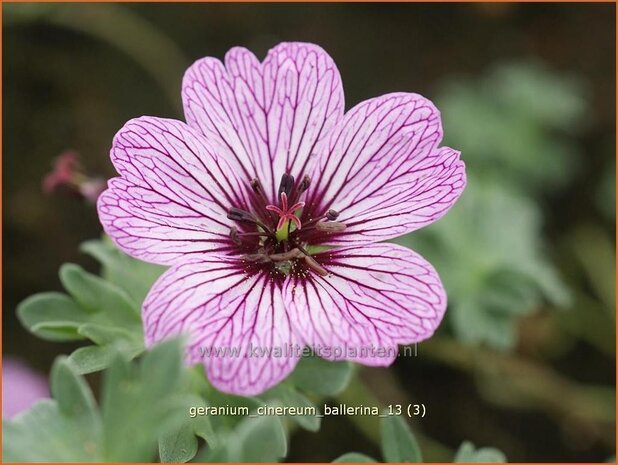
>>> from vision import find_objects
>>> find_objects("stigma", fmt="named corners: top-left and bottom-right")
top-left (266, 192), bottom-right (305, 233)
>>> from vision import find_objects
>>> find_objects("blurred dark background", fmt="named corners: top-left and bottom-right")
top-left (3, 3), bottom-right (615, 462)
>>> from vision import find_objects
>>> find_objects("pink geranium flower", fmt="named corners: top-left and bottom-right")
top-left (43, 150), bottom-right (106, 204)
top-left (3, 358), bottom-right (48, 418)
top-left (97, 42), bottom-right (466, 395)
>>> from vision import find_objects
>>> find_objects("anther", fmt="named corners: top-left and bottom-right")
top-left (269, 248), bottom-right (302, 261)
top-left (228, 208), bottom-right (275, 236)
top-left (227, 208), bottom-right (255, 223)
top-left (316, 221), bottom-right (346, 233)
top-left (278, 173), bottom-right (295, 198)
top-left (250, 178), bottom-right (267, 198)
top-left (239, 231), bottom-right (271, 237)
top-left (244, 252), bottom-right (271, 264)
top-left (326, 209), bottom-right (339, 221)
top-left (304, 255), bottom-right (329, 277)
top-left (297, 175), bottom-right (311, 194)
top-left (229, 227), bottom-right (242, 245)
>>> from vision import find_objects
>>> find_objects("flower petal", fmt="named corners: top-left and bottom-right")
top-left (305, 93), bottom-right (466, 246)
top-left (3, 358), bottom-right (49, 418)
top-left (143, 257), bottom-right (300, 395)
top-left (284, 243), bottom-right (446, 366)
top-left (98, 116), bottom-right (252, 265)
top-left (182, 42), bottom-right (344, 202)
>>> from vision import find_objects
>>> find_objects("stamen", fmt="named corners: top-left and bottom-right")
top-left (228, 173), bottom-right (336, 272)
top-left (229, 227), bottom-right (242, 245)
top-left (304, 255), bottom-right (329, 277)
top-left (250, 178), bottom-right (267, 200)
top-left (239, 231), bottom-right (271, 237)
top-left (227, 208), bottom-right (255, 223)
top-left (301, 210), bottom-right (344, 232)
top-left (228, 207), bottom-right (275, 236)
top-left (269, 248), bottom-right (302, 261)
top-left (289, 240), bottom-right (311, 257)
top-left (316, 221), bottom-right (346, 233)
top-left (278, 173), bottom-right (295, 198)
top-left (297, 175), bottom-right (311, 194)
top-left (244, 252), bottom-right (271, 263)
top-left (326, 209), bottom-right (339, 221)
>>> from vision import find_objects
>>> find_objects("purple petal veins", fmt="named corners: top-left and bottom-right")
top-left (182, 43), bottom-right (345, 203)
top-left (284, 243), bottom-right (446, 365)
top-left (97, 41), bottom-right (466, 395)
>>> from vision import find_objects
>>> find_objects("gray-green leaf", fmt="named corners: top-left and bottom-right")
top-left (454, 441), bottom-right (507, 463)
top-left (380, 415), bottom-right (422, 463)
top-left (291, 356), bottom-right (353, 396)
top-left (3, 358), bottom-right (103, 462)
top-left (159, 423), bottom-right (197, 463)
top-left (60, 263), bottom-right (140, 324)
top-left (230, 416), bottom-right (287, 462)
top-left (81, 237), bottom-right (166, 304)
top-left (158, 394), bottom-right (218, 463)
top-left (101, 339), bottom-right (189, 462)
top-left (68, 345), bottom-right (120, 374)
top-left (18, 263), bottom-right (145, 372)
top-left (17, 292), bottom-right (88, 341)
top-left (333, 452), bottom-right (377, 462)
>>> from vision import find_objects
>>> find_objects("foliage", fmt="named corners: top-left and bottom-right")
top-left (80, 236), bottom-right (167, 305)
top-left (17, 261), bottom-right (145, 373)
top-left (333, 416), bottom-right (506, 463)
top-left (3, 339), bottom-right (208, 462)
top-left (453, 441), bottom-right (507, 463)
top-left (438, 60), bottom-right (588, 194)
top-left (10, 237), bottom-right (358, 463)
top-left (393, 60), bottom-right (590, 351)
top-left (9, 236), bottom-right (509, 463)
top-left (380, 415), bottom-right (423, 462)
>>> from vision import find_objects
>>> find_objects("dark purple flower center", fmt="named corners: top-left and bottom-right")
top-left (226, 173), bottom-right (345, 278)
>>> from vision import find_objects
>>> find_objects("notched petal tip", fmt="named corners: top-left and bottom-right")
top-left (182, 41), bottom-right (344, 202)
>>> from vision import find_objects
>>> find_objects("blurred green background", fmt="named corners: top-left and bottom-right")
top-left (3, 3), bottom-right (615, 462)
